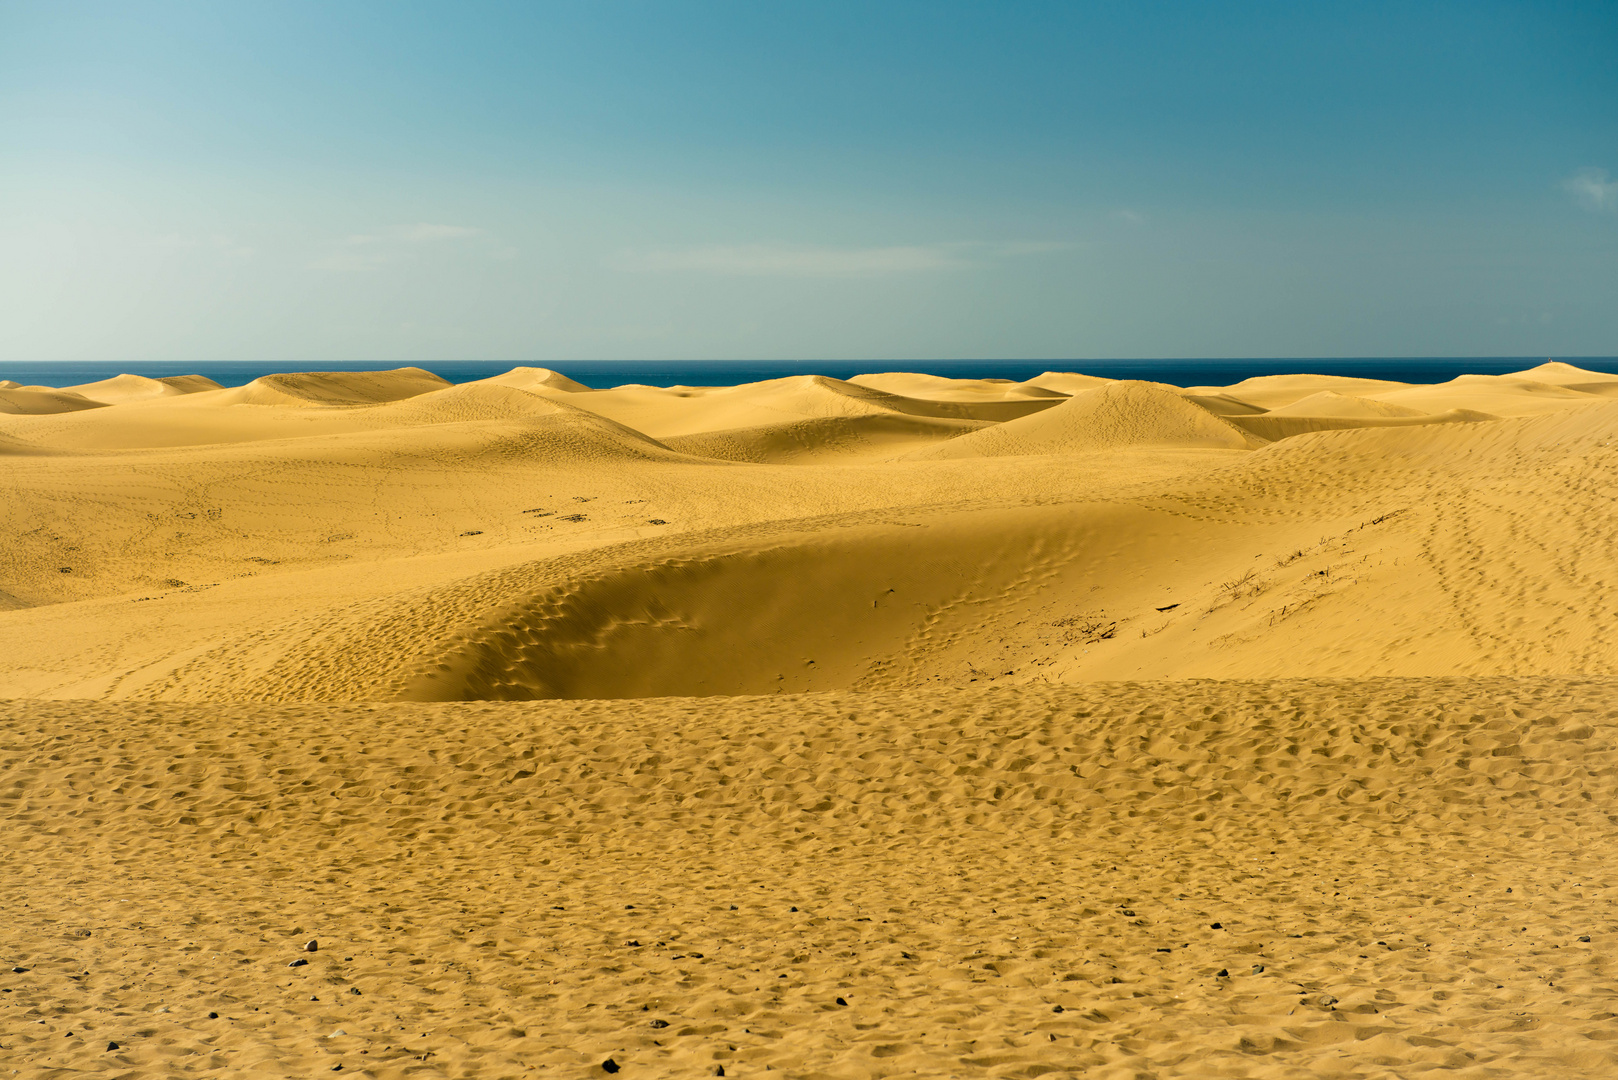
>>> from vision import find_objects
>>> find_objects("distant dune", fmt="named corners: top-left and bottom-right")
top-left (913, 380), bottom-right (1265, 458)
top-left (63, 372), bottom-right (224, 404)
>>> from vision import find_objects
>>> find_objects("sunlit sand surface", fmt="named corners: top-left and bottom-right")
top-left (4, 363), bottom-right (1617, 1076)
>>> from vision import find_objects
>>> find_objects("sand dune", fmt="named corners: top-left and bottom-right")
top-left (1367, 374), bottom-right (1604, 417)
top-left (661, 413), bottom-right (986, 463)
top-left (8, 363), bottom-right (1618, 699)
top-left (915, 380), bottom-right (1265, 459)
top-left (1024, 371), bottom-right (1117, 395)
top-left (1508, 360), bottom-right (1618, 397)
top-left (63, 372), bottom-right (224, 404)
top-left (1262, 390), bottom-right (1428, 419)
top-left (5, 361), bottom-right (1618, 1076)
top-left (474, 365), bottom-right (595, 394)
top-left (538, 374), bottom-right (1062, 439)
top-left (215, 366), bottom-right (452, 407)
top-left (1229, 407), bottom-right (1499, 442)
top-left (1184, 373), bottom-right (1410, 410)
top-left (0, 386), bottom-right (107, 415)
top-left (848, 371), bottom-right (1068, 401)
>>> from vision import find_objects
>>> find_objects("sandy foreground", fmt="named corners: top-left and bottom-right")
top-left (3, 364), bottom-right (1618, 1076)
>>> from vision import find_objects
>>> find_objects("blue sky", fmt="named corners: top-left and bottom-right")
top-left (2, 1), bottom-right (1615, 362)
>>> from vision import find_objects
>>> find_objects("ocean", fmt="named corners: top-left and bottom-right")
top-left (3, 357), bottom-right (1615, 391)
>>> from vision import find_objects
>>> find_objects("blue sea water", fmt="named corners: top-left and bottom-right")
top-left (3, 357), bottom-right (1616, 391)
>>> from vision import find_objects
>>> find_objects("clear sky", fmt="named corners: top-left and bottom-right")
top-left (2, 1), bottom-right (1615, 363)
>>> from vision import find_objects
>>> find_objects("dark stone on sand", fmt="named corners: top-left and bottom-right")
top-left (835, 997), bottom-right (848, 1006)
top-left (350, 987), bottom-right (362, 995)
top-left (11, 967), bottom-right (28, 973)
top-left (1216, 969), bottom-right (1229, 977)
top-left (305, 940), bottom-right (319, 952)
top-left (729, 905), bottom-right (738, 910)
top-left (602, 1058), bottom-right (621, 1073)
top-left (106, 1041), bottom-right (119, 1051)
top-left (289, 959), bottom-right (308, 967)
top-left (332, 1066), bottom-right (343, 1072)
top-left (716, 1068), bottom-right (725, 1077)
top-left (1210, 922), bottom-right (1222, 929)
top-left (1252, 964), bottom-right (1265, 974)
top-left (209, 1012), bottom-right (218, 1019)
top-left (649, 1019), bottom-right (669, 1029)
top-left (1052, 1005), bottom-right (1064, 1013)
top-left (1122, 909), bottom-right (1135, 917)
top-left (791, 907), bottom-right (798, 912)
top-left (1579, 935), bottom-right (1592, 942)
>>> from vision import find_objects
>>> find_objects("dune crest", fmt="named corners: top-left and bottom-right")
top-left (214, 366), bottom-right (451, 407)
top-left (1506, 360), bottom-right (1618, 397)
top-left (848, 371), bottom-right (1068, 401)
top-left (915, 379), bottom-right (1265, 458)
top-left (64, 372), bottom-right (224, 403)
top-left (0, 387), bottom-right (107, 415)
top-left (476, 366), bottom-right (595, 393)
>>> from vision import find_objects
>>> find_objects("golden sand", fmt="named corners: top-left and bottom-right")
top-left (3, 363), bottom-right (1617, 1076)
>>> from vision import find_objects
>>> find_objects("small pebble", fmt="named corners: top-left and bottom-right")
top-left (305, 940), bottom-right (319, 953)
top-left (11, 967), bottom-right (28, 974)
top-left (1210, 922), bottom-right (1222, 929)
top-left (716, 1068), bottom-right (725, 1077)
top-left (602, 1058), bottom-right (621, 1074)
top-left (350, 988), bottom-right (362, 996)
top-left (106, 1041), bottom-right (119, 1051)
top-left (208, 1012), bottom-right (218, 1019)
top-left (1252, 964), bottom-right (1265, 974)
top-left (835, 997), bottom-right (848, 1006)
top-left (289, 959), bottom-right (308, 968)
top-left (1579, 935), bottom-right (1592, 943)
top-left (1216, 969), bottom-right (1229, 977)
top-left (1051, 1004), bottom-right (1064, 1013)
top-left (649, 1019), bottom-right (669, 1029)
